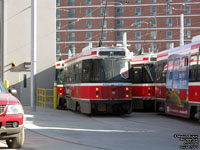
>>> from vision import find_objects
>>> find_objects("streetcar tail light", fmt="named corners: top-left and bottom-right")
top-left (147, 87), bottom-right (151, 96)
top-left (58, 87), bottom-right (63, 96)
top-left (125, 87), bottom-right (129, 98)
top-left (96, 88), bottom-right (99, 98)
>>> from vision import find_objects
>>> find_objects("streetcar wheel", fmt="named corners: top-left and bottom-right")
top-left (76, 102), bottom-right (80, 112)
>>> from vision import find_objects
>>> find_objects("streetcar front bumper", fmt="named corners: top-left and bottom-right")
top-left (80, 99), bottom-right (132, 114)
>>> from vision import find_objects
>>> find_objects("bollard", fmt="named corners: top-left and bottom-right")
top-left (53, 82), bottom-right (57, 110)
top-left (4, 80), bottom-right (9, 90)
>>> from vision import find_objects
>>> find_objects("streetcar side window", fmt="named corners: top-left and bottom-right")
top-left (155, 61), bottom-right (167, 83)
top-left (189, 55), bottom-right (197, 81)
top-left (82, 60), bottom-right (91, 82)
top-left (74, 62), bottom-right (82, 83)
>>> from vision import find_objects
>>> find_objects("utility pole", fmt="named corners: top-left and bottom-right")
top-left (31, 0), bottom-right (37, 112)
top-left (180, 14), bottom-right (184, 46)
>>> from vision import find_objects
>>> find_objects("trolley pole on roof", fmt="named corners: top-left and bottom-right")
top-left (180, 14), bottom-right (184, 46)
top-left (31, 0), bottom-right (37, 112)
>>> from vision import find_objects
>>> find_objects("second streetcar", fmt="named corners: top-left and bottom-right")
top-left (130, 53), bottom-right (157, 111)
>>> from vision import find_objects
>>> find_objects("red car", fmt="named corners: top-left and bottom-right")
top-left (0, 80), bottom-right (24, 148)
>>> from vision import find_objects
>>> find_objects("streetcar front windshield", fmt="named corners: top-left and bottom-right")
top-left (132, 64), bottom-right (156, 83)
top-left (91, 59), bottom-right (130, 82)
top-left (56, 69), bottom-right (64, 84)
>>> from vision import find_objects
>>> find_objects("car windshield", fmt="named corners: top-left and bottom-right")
top-left (0, 80), bottom-right (8, 93)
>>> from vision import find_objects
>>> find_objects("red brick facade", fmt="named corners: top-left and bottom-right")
top-left (56, 0), bottom-right (200, 60)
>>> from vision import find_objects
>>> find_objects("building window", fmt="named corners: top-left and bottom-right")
top-left (68, 33), bottom-right (75, 41)
top-left (56, 0), bottom-right (60, 6)
top-left (135, 19), bottom-right (141, 27)
top-left (150, 43), bottom-right (157, 52)
top-left (68, 9), bottom-right (75, 18)
top-left (116, 32), bottom-right (123, 41)
top-left (56, 45), bottom-right (61, 54)
top-left (86, 8), bottom-right (92, 16)
top-left (100, 8), bottom-right (106, 16)
top-left (135, 7), bottom-right (141, 15)
top-left (101, 0), bottom-right (106, 4)
top-left (166, 43), bottom-right (174, 49)
top-left (150, 19), bottom-right (157, 27)
top-left (86, 0), bottom-right (92, 4)
top-left (166, 18), bottom-right (172, 27)
top-left (185, 0), bottom-right (190, 1)
top-left (135, 31), bottom-right (141, 40)
top-left (116, 20), bottom-right (124, 29)
top-left (166, 30), bottom-right (172, 39)
top-left (150, 0), bottom-right (156, 2)
top-left (135, 44), bottom-right (142, 51)
top-left (166, 0), bottom-right (172, 2)
top-left (135, 0), bottom-right (141, 3)
top-left (101, 20), bottom-right (107, 28)
top-left (101, 32), bottom-right (107, 40)
top-left (56, 33), bottom-right (60, 41)
top-left (86, 32), bottom-right (92, 40)
top-left (116, 0), bottom-right (123, 5)
top-left (166, 6), bottom-right (172, 14)
top-left (116, 8), bottom-right (124, 17)
top-left (150, 7), bottom-right (157, 15)
top-left (56, 9), bottom-right (60, 18)
top-left (184, 6), bottom-right (191, 14)
top-left (86, 21), bottom-right (92, 28)
top-left (184, 30), bottom-right (191, 39)
top-left (68, 45), bottom-right (75, 57)
top-left (150, 31), bottom-right (157, 39)
top-left (184, 18), bottom-right (191, 26)
top-left (56, 21), bottom-right (61, 29)
top-left (68, 0), bottom-right (75, 6)
top-left (68, 21), bottom-right (75, 30)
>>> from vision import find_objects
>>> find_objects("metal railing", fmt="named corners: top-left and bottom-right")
top-left (37, 87), bottom-right (57, 109)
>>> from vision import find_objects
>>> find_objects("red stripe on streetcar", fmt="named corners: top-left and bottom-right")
top-left (191, 43), bottom-right (200, 50)
top-left (157, 52), bottom-right (168, 58)
top-left (64, 53), bottom-right (92, 64)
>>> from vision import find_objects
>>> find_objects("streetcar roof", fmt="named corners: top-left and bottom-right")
top-left (157, 41), bottom-right (200, 61)
top-left (63, 46), bottom-right (132, 66)
top-left (130, 53), bottom-right (157, 65)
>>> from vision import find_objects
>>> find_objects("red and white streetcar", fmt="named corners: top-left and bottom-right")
top-left (155, 39), bottom-right (200, 119)
top-left (61, 45), bottom-right (133, 114)
top-left (130, 53), bottom-right (157, 110)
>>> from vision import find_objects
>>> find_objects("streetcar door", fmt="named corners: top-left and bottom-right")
top-left (166, 53), bottom-right (190, 118)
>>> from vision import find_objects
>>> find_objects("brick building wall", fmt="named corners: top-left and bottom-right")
top-left (56, 0), bottom-right (200, 60)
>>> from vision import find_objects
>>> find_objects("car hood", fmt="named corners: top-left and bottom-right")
top-left (0, 93), bottom-right (21, 105)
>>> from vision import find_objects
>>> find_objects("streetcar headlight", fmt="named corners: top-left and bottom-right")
top-left (6, 104), bottom-right (24, 115)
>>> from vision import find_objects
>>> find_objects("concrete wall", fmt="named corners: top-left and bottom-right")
top-left (3, 0), bottom-right (56, 106)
